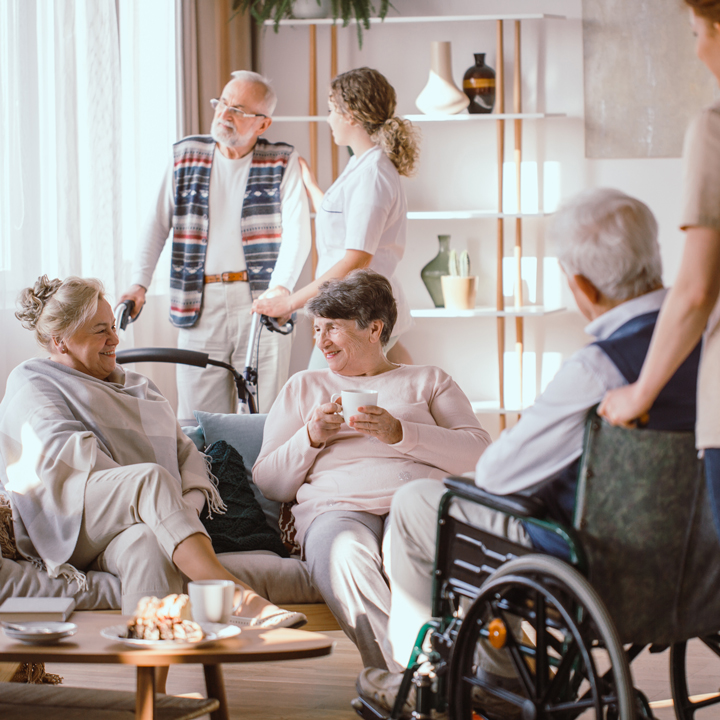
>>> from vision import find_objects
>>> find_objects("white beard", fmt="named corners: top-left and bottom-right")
top-left (211, 118), bottom-right (254, 148)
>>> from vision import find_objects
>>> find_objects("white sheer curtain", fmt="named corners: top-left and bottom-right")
top-left (0, 0), bottom-right (177, 388)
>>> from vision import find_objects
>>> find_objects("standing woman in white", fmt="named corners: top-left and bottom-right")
top-left (253, 67), bottom-right (419, 367)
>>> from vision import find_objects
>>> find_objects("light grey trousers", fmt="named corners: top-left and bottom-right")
top-left (68, 462), bottom-right (209, 614)
top-left (303, 509), bottom-right (401, 672)
top-left (387, 479), bottom-right (532, 675)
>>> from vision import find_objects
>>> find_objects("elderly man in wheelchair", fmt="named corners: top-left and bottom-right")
top-left (353, 188), bottom-right (720, 720)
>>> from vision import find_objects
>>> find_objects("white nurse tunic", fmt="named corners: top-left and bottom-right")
top-left (314, 145), bottom-right (412, 337)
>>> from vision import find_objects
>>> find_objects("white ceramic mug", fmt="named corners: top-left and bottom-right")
top-left (331, 389), bottom-right (379, 424)
top-left (187, 580), bottom-right (244, 624)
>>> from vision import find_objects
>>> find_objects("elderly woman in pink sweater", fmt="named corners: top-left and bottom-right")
top-left (253, 269), bottom-right (491, 670)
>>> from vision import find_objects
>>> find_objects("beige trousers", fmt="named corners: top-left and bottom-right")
top-left (177, 282), bottom-right (293, 419)
top-left (387, 478), bottom-right (531, 675)
top-left (69, 462), bottom-right (209, 614)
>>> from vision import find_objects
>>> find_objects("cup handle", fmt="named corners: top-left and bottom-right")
top-left (233, 584), bottom-right (245, 614)
top-left (331, 392), bottom-right (341, 405)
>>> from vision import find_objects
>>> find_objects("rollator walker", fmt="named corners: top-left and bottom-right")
top-left (114, 300), bottom-right (293, 415)
top-left (353, 410), bottom-right (720, 720)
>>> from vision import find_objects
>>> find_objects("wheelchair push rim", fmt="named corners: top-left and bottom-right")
top-left (447, 555), bottom-right (635, 720)
top-left (670, 633), bottom-right (720, 720)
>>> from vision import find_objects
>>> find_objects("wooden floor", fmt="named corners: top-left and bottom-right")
top-left (45, 633), bottom-right (717, 719)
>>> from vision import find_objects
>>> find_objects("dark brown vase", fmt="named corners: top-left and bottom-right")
top-left (463, 53), bottom-right (496, 114)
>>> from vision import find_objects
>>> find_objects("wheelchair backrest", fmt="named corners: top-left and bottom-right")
top-left (574, 411), bottom-right (720, 644)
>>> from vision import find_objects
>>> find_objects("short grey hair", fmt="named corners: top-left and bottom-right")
top-left (230, 70), bottom-right (277, 116)
top-left (305, 269), bottom-right (397, 346)
top-left (551, 188), bottom-right (662, 301)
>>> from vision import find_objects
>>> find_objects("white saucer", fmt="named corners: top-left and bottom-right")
top-left (2, 621), bottom-right (78, 645)
top-left (100, 622), bottom-right (240, 650)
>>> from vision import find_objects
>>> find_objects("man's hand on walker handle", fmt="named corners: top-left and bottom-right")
top-left (253, 286), bottom-right (293, 325)
top-left (117, 284), bottom-right (146, 319)
top-left (598, 382), bottom-right (652, 428)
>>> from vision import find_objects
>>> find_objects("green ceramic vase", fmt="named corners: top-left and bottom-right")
top-left (421, 235), bottom-right (451, 307)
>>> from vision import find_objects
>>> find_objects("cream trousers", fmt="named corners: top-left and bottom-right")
top-left (69, 462), bottom-right (209, 614)
top-left (177, 282), bottom-right (293, 419)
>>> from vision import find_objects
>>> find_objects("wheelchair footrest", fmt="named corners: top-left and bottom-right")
top-left (351, 696), bottom-right (392, 720)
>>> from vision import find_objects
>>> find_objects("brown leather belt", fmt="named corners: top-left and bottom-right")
top-left (204, 271), bottom-right (249, 284)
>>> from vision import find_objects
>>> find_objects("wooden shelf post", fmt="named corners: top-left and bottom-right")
top-left (496, 19), bottom-right (506, 431)
top-left (514, 19), bottom-right (524, 418)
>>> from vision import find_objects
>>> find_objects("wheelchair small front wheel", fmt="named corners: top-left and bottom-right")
top-left (447, 555), bottom-right (635, 719)
top-left (670, 633), bottom-right (720, 720)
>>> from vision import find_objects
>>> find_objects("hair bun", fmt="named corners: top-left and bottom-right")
top-left (15, 275), bottom-right (62, 330)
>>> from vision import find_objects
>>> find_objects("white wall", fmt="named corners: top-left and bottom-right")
top-left (0, 0), bottom-right (695, 439)
top-left (258, 0), bottom-right (690, 439)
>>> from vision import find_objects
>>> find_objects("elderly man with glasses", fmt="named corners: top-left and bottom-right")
top-left (119, 71), bottom-right (311, 417)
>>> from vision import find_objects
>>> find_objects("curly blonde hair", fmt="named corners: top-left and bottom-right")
top-left (685, 0), bottom-right (720, 22)
top-left (16, 275), bottom-right (106, 351)
top-left (330, 67), bottom-right (420, 177)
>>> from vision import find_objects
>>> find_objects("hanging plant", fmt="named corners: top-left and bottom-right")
top-left (232, 0), bottom-right (391, 47)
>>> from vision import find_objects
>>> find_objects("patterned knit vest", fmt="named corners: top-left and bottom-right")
top-left (169, 135), bottom-right (293, 328)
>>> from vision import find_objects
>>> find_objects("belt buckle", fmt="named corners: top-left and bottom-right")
top-left (221, 272), bottom-right (233, 283)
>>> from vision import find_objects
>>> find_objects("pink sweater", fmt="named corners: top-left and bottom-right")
top-left (253, 365), bottom-right (491, 544)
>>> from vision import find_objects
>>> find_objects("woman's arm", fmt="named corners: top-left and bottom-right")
top-left (599, 226), bottom-right (720, 425)
top-left (354, 372), bottom-right (492, 476)
top-left (252, 249), bottom-right (372, 318)
top-left (299, 156), bottom-right (325, 213)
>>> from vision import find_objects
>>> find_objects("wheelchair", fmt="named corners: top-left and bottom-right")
top-left (353, 411), bottom-right (720, 720)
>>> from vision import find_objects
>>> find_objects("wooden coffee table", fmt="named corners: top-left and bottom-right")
top-left (0, 612), bottom-right (333, 720)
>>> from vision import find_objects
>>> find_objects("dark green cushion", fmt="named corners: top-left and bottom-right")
top-left (201, 440), bottom-right (289, 558)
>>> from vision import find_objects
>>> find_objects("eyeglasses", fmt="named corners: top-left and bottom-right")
top-left (210, 98), bottom-right (267, 119)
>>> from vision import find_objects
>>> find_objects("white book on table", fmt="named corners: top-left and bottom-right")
top-left (0, 597), bottom-right (76, 622)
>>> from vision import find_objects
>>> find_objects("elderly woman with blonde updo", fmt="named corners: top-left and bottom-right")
top-left (253, 67), bottom-right (420, 367)
top-left (0, 275), bottom-right (304, 628)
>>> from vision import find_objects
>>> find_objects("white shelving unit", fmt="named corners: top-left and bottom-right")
top-left (264, 12), bottom-right (568, 424)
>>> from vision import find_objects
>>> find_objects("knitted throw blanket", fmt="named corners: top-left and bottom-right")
top-left (0, 359), bottom-right (222, 586)
top-left (170, 135), bottom-right (292, 327)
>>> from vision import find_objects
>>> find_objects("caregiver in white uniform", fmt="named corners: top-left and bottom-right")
top-left (253, 67), bottom-right (419, 367)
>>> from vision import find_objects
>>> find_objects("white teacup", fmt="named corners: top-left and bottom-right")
top-left (331, 389), bottom-right (379, 424)
top-left (188, 580), bottom-right (244, 624)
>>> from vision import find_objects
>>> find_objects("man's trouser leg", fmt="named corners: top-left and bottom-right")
top-left (387, 479), bottom-right (531, 675)
top-left (69, 462), bottom-right (208, 611)
top-left (304, 510), bottom-right (401, 672)
top-left (177, 282), bottom-right (292, 419)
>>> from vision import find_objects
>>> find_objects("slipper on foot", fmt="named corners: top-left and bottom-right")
top-left (228, 610), bottom-right (307, 630)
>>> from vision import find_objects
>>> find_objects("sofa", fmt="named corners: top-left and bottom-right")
top-left (0, 411), bottom-right (335, 628)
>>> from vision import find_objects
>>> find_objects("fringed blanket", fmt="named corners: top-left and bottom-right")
top-left (0, 359), bottom-right (222, 586)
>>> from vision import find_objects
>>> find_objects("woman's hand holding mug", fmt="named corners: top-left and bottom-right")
top-left (331, 390), bottom-right (403, 445)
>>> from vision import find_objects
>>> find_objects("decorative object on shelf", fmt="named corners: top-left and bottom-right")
top-left (441, 249), bottom-right (478, 310)
top-left (420, 234), bottom-right (452, 307)
top-left (233, 0), bottom-right (389, 47)
top-left (415, 41), bottom-right (470, 115)
top-left (292, 0), bottom-right (331, 18)
top-left (463, 53), bottom-right (496, 114)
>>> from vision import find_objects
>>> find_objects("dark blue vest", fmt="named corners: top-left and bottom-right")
top-left (525, 309), bottom-right (701, 558)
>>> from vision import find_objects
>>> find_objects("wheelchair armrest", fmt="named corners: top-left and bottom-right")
top-left (443, 476), bottom-right (548, 519)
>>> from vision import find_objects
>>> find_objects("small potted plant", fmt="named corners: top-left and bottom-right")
top-left (233, 0), bottom-right (390, 46)
top-left (441, 249), bottom-right (478, 310)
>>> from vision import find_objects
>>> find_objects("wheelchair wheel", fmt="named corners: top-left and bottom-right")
top-left (670, 633), bottom-right (720, 719)
top-left (448, 555), bottom-right (635, 720)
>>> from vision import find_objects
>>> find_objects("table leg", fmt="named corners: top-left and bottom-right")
top-left (204, 664), bottom-right (229, 720)
top-left (136, 666), bottom-right (156, 720)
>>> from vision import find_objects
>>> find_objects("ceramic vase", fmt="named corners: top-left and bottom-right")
top-left (420, 235), bottom-right (452, 307)
top-left (292, 0), bottom-right (331, 19)
top-left (415, 41), bottom-right (470, 115)
top-left (441, 276), bottom-right (478, 310)
top-left (463, 53), bottom-right (496, 114)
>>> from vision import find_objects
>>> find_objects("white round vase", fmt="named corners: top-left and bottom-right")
top-left (415, 41), bottom-right (470, 115)
top-left (292, 0), bottom-right (331, 19)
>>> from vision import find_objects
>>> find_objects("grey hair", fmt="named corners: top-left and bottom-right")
top-left (15, 275), bottom-right (106, 352)
top-left (305, 269), bottom-right (397, 346)
top-left (551, 188), bottom-right (662, 301)
top-left (230, 70), bottom-right (278, 115)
